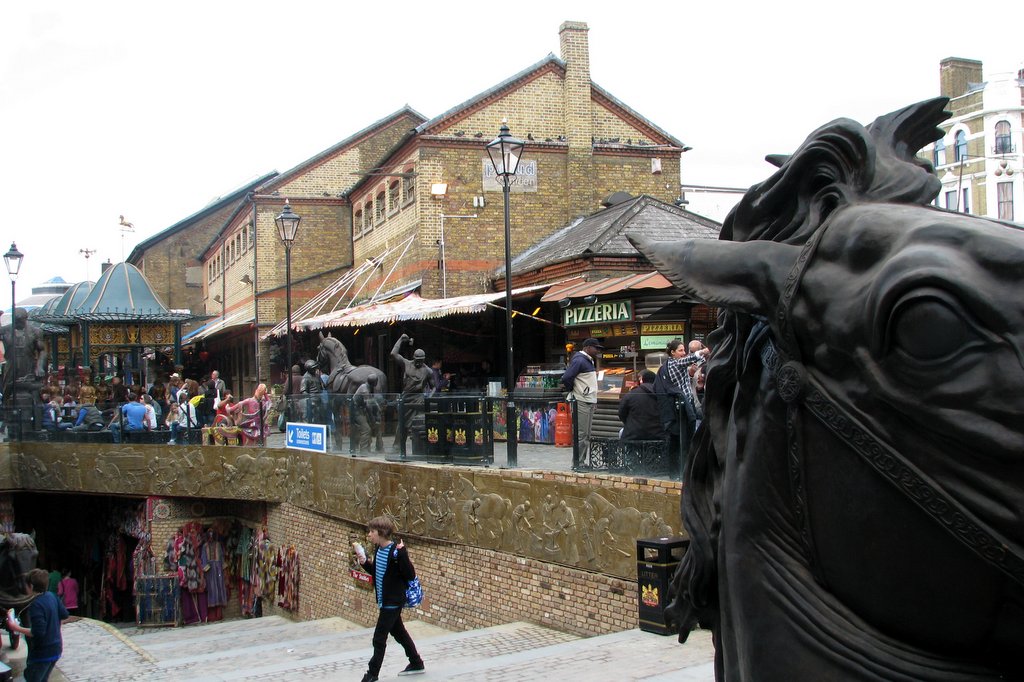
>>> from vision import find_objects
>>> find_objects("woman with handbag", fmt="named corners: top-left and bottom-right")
top-left (355, 516), bottom-right (425, 682)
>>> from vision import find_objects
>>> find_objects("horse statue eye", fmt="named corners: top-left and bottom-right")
top-left (890, 296), bottom-right (974, 361)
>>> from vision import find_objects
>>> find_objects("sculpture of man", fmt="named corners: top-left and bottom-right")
top-left (1, 308), bottom-right (46, 404)
top-left (390, 334), bottom-right (435, 450)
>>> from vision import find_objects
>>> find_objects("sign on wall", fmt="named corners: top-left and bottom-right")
top-left (286, 422), bottom-right (327, 453)
top-left (482, 159), bottom-right (538, 192)
top-left (562, 299), bottom-right (633, 327)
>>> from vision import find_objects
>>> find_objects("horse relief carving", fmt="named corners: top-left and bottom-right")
top-left (631, 98), bottom-right (1023, 680)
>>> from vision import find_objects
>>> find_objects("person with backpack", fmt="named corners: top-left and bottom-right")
top-left (355, 515), bottom-right (425, 682)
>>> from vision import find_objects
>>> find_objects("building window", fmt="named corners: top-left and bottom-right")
top-left (364, 203), bottom-right (374, 232)
top-left (241, 226), bottom-right (248, 251)
top-left (995, 120), bottom-right (1013, 154)
top-left (933, 138), bottom-right (946, 167)
top-left (249, 224), bottom-right (255, 248)
top-left (354, 210), bottom-right (363, 237)
top-left (998, 181), bottom-right (1014, 221)
top-left (945, 190), bottom-right (957, 211)
top-left (954, 130), bottom-right (967, 162)
top-left (961, 188), bottom-right (969, 214)
top-left (388, 180), bottom-right (400, 213)
top-left (375, 191), bottom-right (386, 223)
top-left (235, 234), bottom-right (242, 258)
top-left (403, 173), bottom-right (416, 204)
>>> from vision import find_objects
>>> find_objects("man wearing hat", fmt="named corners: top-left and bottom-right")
top-left (561, 338), bottom-right (603, 465)
top-left (391, 334), bottom-right (436, 452)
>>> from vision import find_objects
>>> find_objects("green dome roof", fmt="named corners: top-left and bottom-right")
top-left (76, 263), bottom-right (190, 322)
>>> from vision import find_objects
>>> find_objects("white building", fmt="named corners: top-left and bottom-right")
top-left (921, 58), bottom-right (1023, 223)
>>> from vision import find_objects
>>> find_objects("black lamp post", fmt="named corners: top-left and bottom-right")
top-left (4, 242), bottom-right (24, 396)
top-left (275, 201), bottom-right (301, 398)
top-left (486, 122), bottom-right (525, 467)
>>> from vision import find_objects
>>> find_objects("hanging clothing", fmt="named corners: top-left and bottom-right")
top-left (201, 535), bottom-right (227, 608)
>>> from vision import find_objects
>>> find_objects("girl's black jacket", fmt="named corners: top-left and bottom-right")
top-left (360, 543), bottom-right (416, 607)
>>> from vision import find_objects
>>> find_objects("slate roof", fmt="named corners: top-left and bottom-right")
top-left (75, 263), bottom-right (190, 322)
top-left (506, 195), bottom-right (721, 276)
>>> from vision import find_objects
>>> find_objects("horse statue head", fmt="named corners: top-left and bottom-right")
top-left (0, 532), bottom-right (39, 609)
top-left (631, 98), bottom-right (1024, 680)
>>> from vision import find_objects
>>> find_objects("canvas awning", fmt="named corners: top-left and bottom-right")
top-left (182, 310), bottom-right (255, 344)
top-left (540, 271), bottom-right (673, 302)
top-left (267, 284), bottom-right (552, 338)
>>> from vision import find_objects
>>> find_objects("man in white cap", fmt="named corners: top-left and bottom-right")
top-left (561, 338), bottom-right (603, 465)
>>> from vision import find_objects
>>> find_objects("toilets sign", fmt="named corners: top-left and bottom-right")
top-left (562, 299), bottom-right (633, 327)
top-left (286, 422), bottom-right (327, 453)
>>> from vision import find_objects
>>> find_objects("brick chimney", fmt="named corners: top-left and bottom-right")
top-left (940, 57), bottom-right (983, 99)
top-left (560, 21), bottom-right (594, 217)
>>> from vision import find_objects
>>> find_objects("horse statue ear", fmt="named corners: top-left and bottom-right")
top-left (628, 234), bottom-right (800, 317)
top-left (319, 331), bottom-right (325, 341)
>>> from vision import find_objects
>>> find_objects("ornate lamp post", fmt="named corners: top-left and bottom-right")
top-left (486, 122), bottom-right (525, 467)
top-left (275, 201), bottom-right (301, 398)
top-left (4, 242), bottom-right (24, 395)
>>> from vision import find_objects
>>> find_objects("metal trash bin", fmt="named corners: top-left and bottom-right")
top-left (449, 397), bottom-right (492, 465)
top-left (636, 536), bottom-right (688, 635)
top-left (422, 397), bottom-right (449, 459)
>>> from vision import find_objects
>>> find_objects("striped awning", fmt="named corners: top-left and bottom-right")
top-left (540, 272), bottom-right (673, 302)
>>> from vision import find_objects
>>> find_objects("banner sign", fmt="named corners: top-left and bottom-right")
top-left (286, 422), bottom-right (327, 453)
top-left (640, 322), bottom-right (686, 335)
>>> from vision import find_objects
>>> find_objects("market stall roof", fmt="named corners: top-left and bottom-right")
top-left (504, 194), bottom-right (721, 277)
top-left (74, 262), bottom-right (191, 322)
top-left (182, 309), bottom-right (255, 344)
top-left (29, 297), bottom-right (69, 334)
top-left (268, 284), bottom-right (551, 338)
top-left (540, 271), bottom-right (673, 302)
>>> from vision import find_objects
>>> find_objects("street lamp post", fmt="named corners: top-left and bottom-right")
top-left (4, 242), bottom-right (24, 431)
top-left (275, 202), bottom-right (301, 401)
top-left (486, 122), bottom-right (525, 468)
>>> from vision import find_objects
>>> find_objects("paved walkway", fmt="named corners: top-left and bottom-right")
top-left (0, 615), bottom-right (715, 681)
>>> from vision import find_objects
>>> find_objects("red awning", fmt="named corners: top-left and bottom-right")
top-left (540, 272), bottom-right (673, 302)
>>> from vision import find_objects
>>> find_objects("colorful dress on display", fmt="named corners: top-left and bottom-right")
top-left (201, 536), bottom-right (228, 607)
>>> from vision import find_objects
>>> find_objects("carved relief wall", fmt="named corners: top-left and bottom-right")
top-left (3, 442), bottom-right (682, 580)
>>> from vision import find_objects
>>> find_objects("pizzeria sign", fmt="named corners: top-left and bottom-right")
top-left (562, 299), bottom-right (633, 327)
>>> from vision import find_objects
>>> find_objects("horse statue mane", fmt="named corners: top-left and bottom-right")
top-left (0, 532), bottom-right (39, 609)
top-left (630, 98), bottom-right (1024, 680)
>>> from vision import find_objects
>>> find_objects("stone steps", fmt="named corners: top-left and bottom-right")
top-left (53, 615), bottom-right (715, 681)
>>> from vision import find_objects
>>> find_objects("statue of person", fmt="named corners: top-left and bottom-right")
top-left (352, 374), bottom-right (383, 453)
top-left (390, 334), bottom-right (435, 450)
top-left (299, 359), bottom-right (323, 424)
top-left (0, 308), bottom-right (46, 407)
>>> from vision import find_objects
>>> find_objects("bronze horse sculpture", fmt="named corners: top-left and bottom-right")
top-left (0, 533), bottom-right (39, 610)
top-left (631, 98), bottom-right (1023, 680)
top-left (316, 332), bottom-right (388, 449)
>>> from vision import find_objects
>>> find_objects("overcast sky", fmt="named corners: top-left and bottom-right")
top-left (3, 1), bottom-right (1022, 310)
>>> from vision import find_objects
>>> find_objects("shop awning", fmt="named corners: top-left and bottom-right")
top-left (540, 271), bottom-right (673, 302)
top-left (182, 310), bottom-right (255, 344)
top-left (275, 284), bottom-right (552, 336)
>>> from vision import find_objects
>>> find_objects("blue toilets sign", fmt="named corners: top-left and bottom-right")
top-left (286, 422), bottom-right (327, 453)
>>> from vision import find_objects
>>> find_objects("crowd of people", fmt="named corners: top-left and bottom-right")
top-left (31, 369), bottom-right (270, 445)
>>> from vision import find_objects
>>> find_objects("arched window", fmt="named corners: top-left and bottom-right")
top-left (933, 138), bottom-right (946, 167)
top-left (995, 120), bottom-right (1013, 154)
top-left (375, 190), bottom-right (386, 223)
top-left (364, 203), bottom-right (374, 231)
top-left (388, 180), bottom-right (400, 213)
top-left (354, 210), bottom-right (363, 237)
top-left (954, 130), bottom-right (968, 162)
top-left (403, 169), bottom-right (416, 204)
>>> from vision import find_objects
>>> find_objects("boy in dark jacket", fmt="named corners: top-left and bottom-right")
top-left (356, 515), bottom-right (425, 682)
top-left (7, 567), bottom-right (70, 681)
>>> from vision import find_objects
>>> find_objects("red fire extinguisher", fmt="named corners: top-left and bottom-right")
top-left (555, 402), bottom-right (572, 447)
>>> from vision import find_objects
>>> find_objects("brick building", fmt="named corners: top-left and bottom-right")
top-left (919, 57), bottom-right (1023, 221)
top-left (134, 22), bottom-right (692, 395)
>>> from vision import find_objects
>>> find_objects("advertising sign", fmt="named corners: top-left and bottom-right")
top-left (562, 299), bottom-right (633, 327)
top-left (482, 159), bottom-right (537, 192)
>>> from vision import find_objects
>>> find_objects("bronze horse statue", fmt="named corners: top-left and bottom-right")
top-left (0, 533), bottom-right (39, 610)
top-left (631, 98), bottom-right (1023, 680)
top-left (317, 332), bottom-right (388, 450)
